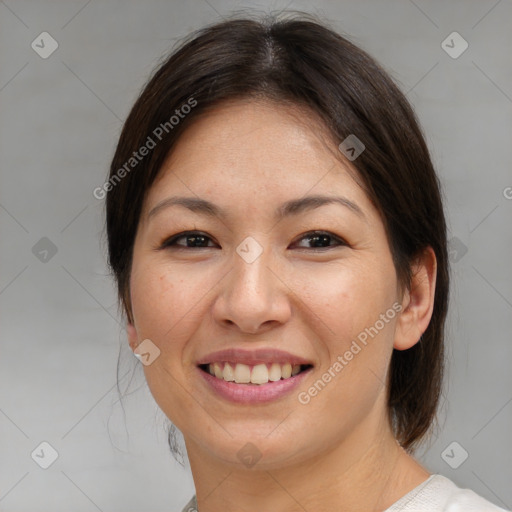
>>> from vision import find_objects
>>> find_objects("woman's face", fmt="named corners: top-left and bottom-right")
top-left (127, 99), bottom-right (414, 469)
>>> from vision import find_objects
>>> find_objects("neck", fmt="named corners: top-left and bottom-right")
top-left (184, 410), bottom-right (430, 512)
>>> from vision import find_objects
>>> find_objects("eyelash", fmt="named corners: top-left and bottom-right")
top-left (159, 230), bottom-right (348, 251)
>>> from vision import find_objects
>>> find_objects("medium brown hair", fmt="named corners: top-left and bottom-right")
top-left (105, 11), bottom-right (449, 454)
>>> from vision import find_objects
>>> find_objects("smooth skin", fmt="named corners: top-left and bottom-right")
top-left (126, 99), bottom-right (437, 512)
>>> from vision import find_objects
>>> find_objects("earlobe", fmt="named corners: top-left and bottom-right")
top-left (393, 247), bottom-right (437, 351)
top-left (127, 322), bottom-right (138, 351)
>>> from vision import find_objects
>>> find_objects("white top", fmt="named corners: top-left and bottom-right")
top-left (384, 474), bottom-right (509, 511)
top-left (180, 474), bottom-right (510, 511)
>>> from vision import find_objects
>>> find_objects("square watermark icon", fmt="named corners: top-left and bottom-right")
top-left (441, 441), bottom-right (468, 469)
top-left (441, 32), bottom-right (468, 59)
top-left (134, 339), bottom-right (161, 365)
top-left (236, 236), bottom-right (263, 264)
top-left (237, 442), bottom-right (262, 468)
top-left (448, 236), bottom-right (468, 263)
top-left (32, 237), bottom-right (58, 263)
top-left (31, 441), bottom-right (59, 469)
top-left (31, 32), bottom-right (59, 59)
top-left (338, 134), bottom-right (365, 161)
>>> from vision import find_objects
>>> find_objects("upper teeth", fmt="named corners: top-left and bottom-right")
top-left (207, 362), bottom-right (302, 384)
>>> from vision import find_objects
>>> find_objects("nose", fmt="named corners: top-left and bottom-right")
top-left (212, 243), bottom-right (292, 334)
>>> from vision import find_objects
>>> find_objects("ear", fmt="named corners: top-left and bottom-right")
top-left (394, 246), bottom-right (437, 351)
top-left (127, 322), bottom-right (139, 351)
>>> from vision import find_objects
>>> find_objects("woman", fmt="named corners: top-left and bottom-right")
top-left (104, 12), bottom-right (509, 512)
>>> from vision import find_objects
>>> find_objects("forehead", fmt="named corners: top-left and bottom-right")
top-left (144, 99), bottom-right (369, 216)
top-left (163, 98), bottom-right (339, 170)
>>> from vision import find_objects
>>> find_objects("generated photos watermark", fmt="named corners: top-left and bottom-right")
top-left (298, 302), bottom-right (403, 404)
top-left (93, 96), bottom-right (197, 200)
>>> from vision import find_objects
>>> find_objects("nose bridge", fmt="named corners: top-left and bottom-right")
top-left (230, 235), bottom-right (274, 303)
top-left (214, 235), bottom-right (291, 332)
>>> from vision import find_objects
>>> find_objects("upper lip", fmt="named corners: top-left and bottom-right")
top-left (196, 348), bottom-right (314, 366)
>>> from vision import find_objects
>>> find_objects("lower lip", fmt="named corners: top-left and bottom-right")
top-left (197, 366), bottom-right (313, 404)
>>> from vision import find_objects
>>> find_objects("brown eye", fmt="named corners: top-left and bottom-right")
top-left (162, 231), bottom-right (218, 249)
top-left (292, 231), bottom-right (347, 250)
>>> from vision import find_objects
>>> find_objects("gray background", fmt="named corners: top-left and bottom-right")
top-left (1, 0), bottom-right (511, 511)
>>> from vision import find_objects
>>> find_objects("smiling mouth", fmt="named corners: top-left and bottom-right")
top-left (198, 362), bottom-right (313, 385)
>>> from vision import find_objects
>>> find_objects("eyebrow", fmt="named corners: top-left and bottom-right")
top-left (147, 194), bottom-right (366, 222)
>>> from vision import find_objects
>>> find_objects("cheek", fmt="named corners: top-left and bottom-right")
top-left (297, 257), bottom-right (395, 346)
top-left (129, 263), bottom-right (198, 348)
